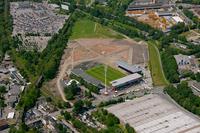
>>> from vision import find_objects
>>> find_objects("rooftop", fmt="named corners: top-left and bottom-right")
top-left (107, 94), bottom-right (200, 133)
top-left (7, 95), bottom-right (18, 103)
top-left (9, 84), bottom-right (21, 96)
top-left (110, 73), bottom-right (142, 87)
top-left (174, 54), bottom-right (191, 65)
top-left (7, 112), bottom-right (15, 119)
top-left (71, 68), bottom-right (102, 87)
top-left (116, 61), bottom-right (142, 74)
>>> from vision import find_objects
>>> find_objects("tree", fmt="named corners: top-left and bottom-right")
top-left (85, 90), bottom-right (92, 98)
top-left (165, 82), bottom-right (200, 116)
top-left (84, 100), bottom-right (92, 109)
top-left (63, 102), bottom-right (71, 108)
top-left (195, 73), bottom-right (200, 82)
top-left (56, 123), bottom-right (68, 133)
top-left (62, 111), bottom-right (71, 120)
top-left (0, 99), bottom-right (5, 108)
top-left (106, 113), bottom-right (120, 127)
top-left (64, 81), bottom-right (81, 100)
top-left (73, 100), bottom-right (84, 114)
top-left (126, 123), bottom-right (136, 133)
top-left (0, 86), bottom-right (6, 93)
top-left (161, 50), bottom-right (180, 83)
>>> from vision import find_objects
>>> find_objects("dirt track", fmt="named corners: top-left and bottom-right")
top-left (45, 38), bottom-right (149, 101)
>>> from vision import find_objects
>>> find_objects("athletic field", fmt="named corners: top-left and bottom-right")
top-left (86, 65), bottom-right (126, 85)
top-left (70, 18), bottom-right (124, 39)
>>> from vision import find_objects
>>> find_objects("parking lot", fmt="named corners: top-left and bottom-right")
top-left (10, 1), bottom-right (68, 51)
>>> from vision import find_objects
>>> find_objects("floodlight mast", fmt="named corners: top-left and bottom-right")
top-left (143, 53), bottom-right (145, 78)
top-left (72, 47), bottom-right (74, 70)
top-left (104, 65), bottom-right (108, 95)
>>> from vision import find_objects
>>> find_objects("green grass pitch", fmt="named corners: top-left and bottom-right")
top-left (69, 18), bottom-right (124, 40)
top-left (86, 65), bottom-right (126, 86)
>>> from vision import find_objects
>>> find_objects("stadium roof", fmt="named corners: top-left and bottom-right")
top-left (116, 61), bottom-right (142, 74)
top-left (71, 68), bottom-right (102, 87)
top-left (110, 73), bottom-right (142, 87)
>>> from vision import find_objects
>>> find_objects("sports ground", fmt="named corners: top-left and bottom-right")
top-left (86, 65), bottom-right (126, 85)
top-left (70, 18), bottom-right (124, 39)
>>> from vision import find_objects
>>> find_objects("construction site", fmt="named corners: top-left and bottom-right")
top-left (126, 0), bottom-right (186, 32)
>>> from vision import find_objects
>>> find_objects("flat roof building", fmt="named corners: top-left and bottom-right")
top-left (174, 54), bottom-right (198, 73)
top-left (128, 0), bottom-right (170, 11)
top-left (7, 112), bottom-right (15, 119)
top-left (116, 61), bottom-right (142, 74)
top-left (110, 73), bottom-right (142, 88)
top-left (107, 94), bottom-right (200, 133)
top-left (172, 16), bottom-right (184, 23)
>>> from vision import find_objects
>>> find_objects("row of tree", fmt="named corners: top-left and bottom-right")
top-left (180, 0), bottom-right (200, 4)
top-left (165, 82), bottom-right (200, 116)
top-left (15, 11), bottom-right (80, 111)
top-left (78, 6), bottom-right (164, 40)
top-left (183, 9), bottom-right (200, 28)
top-left (92, 108), bottom-right (136, 133)
top-left (161, 50), bottom-right (180, 83)
top-left (98, 97), bottom-right (124, 107)
top-left (0, 0), bottom-right (13, 61)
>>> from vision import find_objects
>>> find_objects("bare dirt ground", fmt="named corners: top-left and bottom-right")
top-left (43, 39), bottom-right (149, 101)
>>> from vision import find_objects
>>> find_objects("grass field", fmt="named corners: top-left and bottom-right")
top-left (70, 18), bottom-right (124, 39)
top-left (86, 65), bottom-right (126, 85)
top-left (148, 41), bottom-right (168, 86)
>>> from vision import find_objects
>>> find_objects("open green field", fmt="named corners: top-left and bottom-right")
top-left (86, 65), bottom-right (126, 85)
top-left (70, 18), bottom-right (124, 39)
top-left (148, 41), bottom-right (168, 86)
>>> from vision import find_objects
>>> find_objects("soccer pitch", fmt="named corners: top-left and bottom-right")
top-left (69, 18), bottom-right (124, 39)
top-left (86, 65), bottom-right (126, 85)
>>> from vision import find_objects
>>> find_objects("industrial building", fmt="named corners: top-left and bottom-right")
top-left (110, 73), bottom-right (142, 89)
top-left (174, 54), bottom-right (191, 65)
top-left (127, 3), bottom-right (172, 11)
top-left (174, 54), bottom-right (199, 73)
top-left (126, 0), bottom-right (186, 32)
top-left (127, 0), bottom-right (171, 11)
top-left (116, 61), bottom-right (142, 74)
top-left (107, 94), bottom-right (200, 133)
